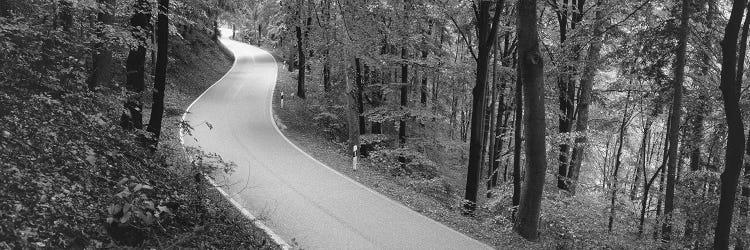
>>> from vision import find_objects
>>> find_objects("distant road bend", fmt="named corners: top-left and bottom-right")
top-left (182, 30), bottom-right (492, 250)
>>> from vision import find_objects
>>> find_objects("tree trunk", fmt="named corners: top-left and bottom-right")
top-left (146, 0), bottom-right (169, 149)
top-left (632, 110), bottom-right (656, 200)
top-left (512, 61), bottom-right (523, 207)
top-left (662, 0), bottom-right (691, 241)
top-left (514, 0), bottom-right (546, 241)
top-left (421, 50), bottom-right (429, 104)
top-left (323, 59), bottom-right (331, 92)
top-left (345, 62), bottom-right (360, 167)
top-left (609, 98), bottom-right (630, 232)
top-left (355, 58), bottom-right (365, 134)
top-left (569, 0), bottom-right (604, 195)
top-left (654, 160), bottom-right (666, 239)
top-left (486, 42), bottom-right (501, 196)
top-left (399, 48), bottom-right (408, 146)
top-left (120, 0), bottom-right (151, 131)
top-left (295, 26), bottom-right (306, 99)
top-left (555, 0), bottom-right (586, 192)
top-left (738, 1), bottom-right (750, 246)
top-left (714, 0), bottom-right (748, 248)
top-left (462, 0), bottom-right (503, 215)
top-left (87, 0), bottom-right (115, 90)
top-left (639, 114), bottom-right (668, 236)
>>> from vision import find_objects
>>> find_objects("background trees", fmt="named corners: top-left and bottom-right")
top-left (232, 0), bottom-right (750, 247)
top-left (5, 0), bottom-right (750, 247)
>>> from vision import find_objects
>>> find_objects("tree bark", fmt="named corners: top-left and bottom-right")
top-left (345, 62), bottom-right (360, 166)
top-left (608, 97), bottom-right (629, 232)
top-left (120, 0), bottom-right (151, 131)
top-left (662, 0), bottom-right (690, 241)
top-left (87, 0), bottom-right (115, 90)
top-left (714, 0), bottom-right (748, 248)
top-left (514, 0), bottom-right (546, 241)
top-left (512, 60), bottom-right (523, 207)
top-left (486, 42), bottom-right (501, 195)
top-left (146, 0), bottom-right (169, 149)
top-left (355, 58), bottom-right (365, 134)
top-left (556, 0), bottom-right (586, 192)
top-left (632, 109), bottom-right (656, 200)
top-left (295, 25), bottom-right (306, 99)
top-left (738, 3), bottom-right (750, 247)
top-left (569, 0), bottom-right (604, 195)
top-left (463, 0), bottom-right (503, 215)
top-left (399, 48), bottom-right (408, 146)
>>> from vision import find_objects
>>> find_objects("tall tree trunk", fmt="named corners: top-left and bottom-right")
top-left (120, 0), bottom-right (151, 130)
top-left (420, 50), bottom-right (429, 104)
top-left (87, 0), bottom-right (115, 90)
top-left (345, 62), bottom-right (360, 168)
top-left (463, 0), bottom-right (503, 215)
top-left (514, 0), bottom-right (546, 241)
top-left (486, 42), bottom-right (501, 196)
top-left (654, 159), bottom-right (666, 239)
top-left (355, 58), bottom-right (365, 134)
top-left (569, 0), bottom-right (604, 195)
top-left (608, 98), bottom-right (630, 232)
top-left (714, 0), bottom-right (748, 248)
top-left (737, 3), bottom-right (750, 248)
top-left (632, 109), bottom-right (656, 200)
top-left (556, 0), bottom-right (586, 192)
top-left (295, 25), bottom-right (306, 99)
top-left (512, 64), bottom-right (523, 207)
top-left (146, 0), bottom-right (169, 149)
top-left (399, 48), bottom-right (408, 146)
top-left (662, 0), bottom-right (691, 241)
top-left (322, 0), bottom-right (332, 93)
top-left (639, 118), bottom-right (669, 236)
top-left (323, 59), bottom-right (331, 92)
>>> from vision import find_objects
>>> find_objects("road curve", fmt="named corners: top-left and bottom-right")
top-left (182, 33), bottom-right (492, 250)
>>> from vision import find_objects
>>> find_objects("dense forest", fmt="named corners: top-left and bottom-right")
top-left (231, 0), bottom-right (750, 248)
top-left (2, 0), bottom-right (750, 248)
top-left (1, 0), bottom-right (281, 248)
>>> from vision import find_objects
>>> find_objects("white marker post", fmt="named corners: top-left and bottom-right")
top-left (352, 145), bottom-right (358, 170)
top-left (280, 91), bottom-right (285, 109)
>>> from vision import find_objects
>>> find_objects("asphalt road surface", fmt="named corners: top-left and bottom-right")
top-left (182, 31), bottom-right (492, 250)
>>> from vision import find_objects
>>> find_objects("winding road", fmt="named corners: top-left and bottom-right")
top-left (181, 31), bottom-right (492, 250)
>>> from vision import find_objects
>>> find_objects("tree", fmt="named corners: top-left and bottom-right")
top-left (146, 0), bottom-right (169, 148)
top-left (294, 0), bottom-right (309, 99)
top-left (554, 0), bottom-right (587, 192)
top-left (87, 0), bottom-right (116, 90)
top-left (608, 92), bottom-right (632, 232)
top-left (462, 0), bottom-right (504, 215)
top-left (568, 0), bottom-right (605, 195)
top-left (662, 0), bottom-right (690, 241)
top-left (713, 0), bottom-right (748, 248)
top-left (121, 0), bottom-right (151, 130)
top-left (514, 0), bottom-right (547, 241)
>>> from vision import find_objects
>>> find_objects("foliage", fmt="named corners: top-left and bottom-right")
top-left (0, 1), bottom-right (277, 247)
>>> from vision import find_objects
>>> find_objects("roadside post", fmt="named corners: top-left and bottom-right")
top-left (352, 145), bottom-right (358, 170)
